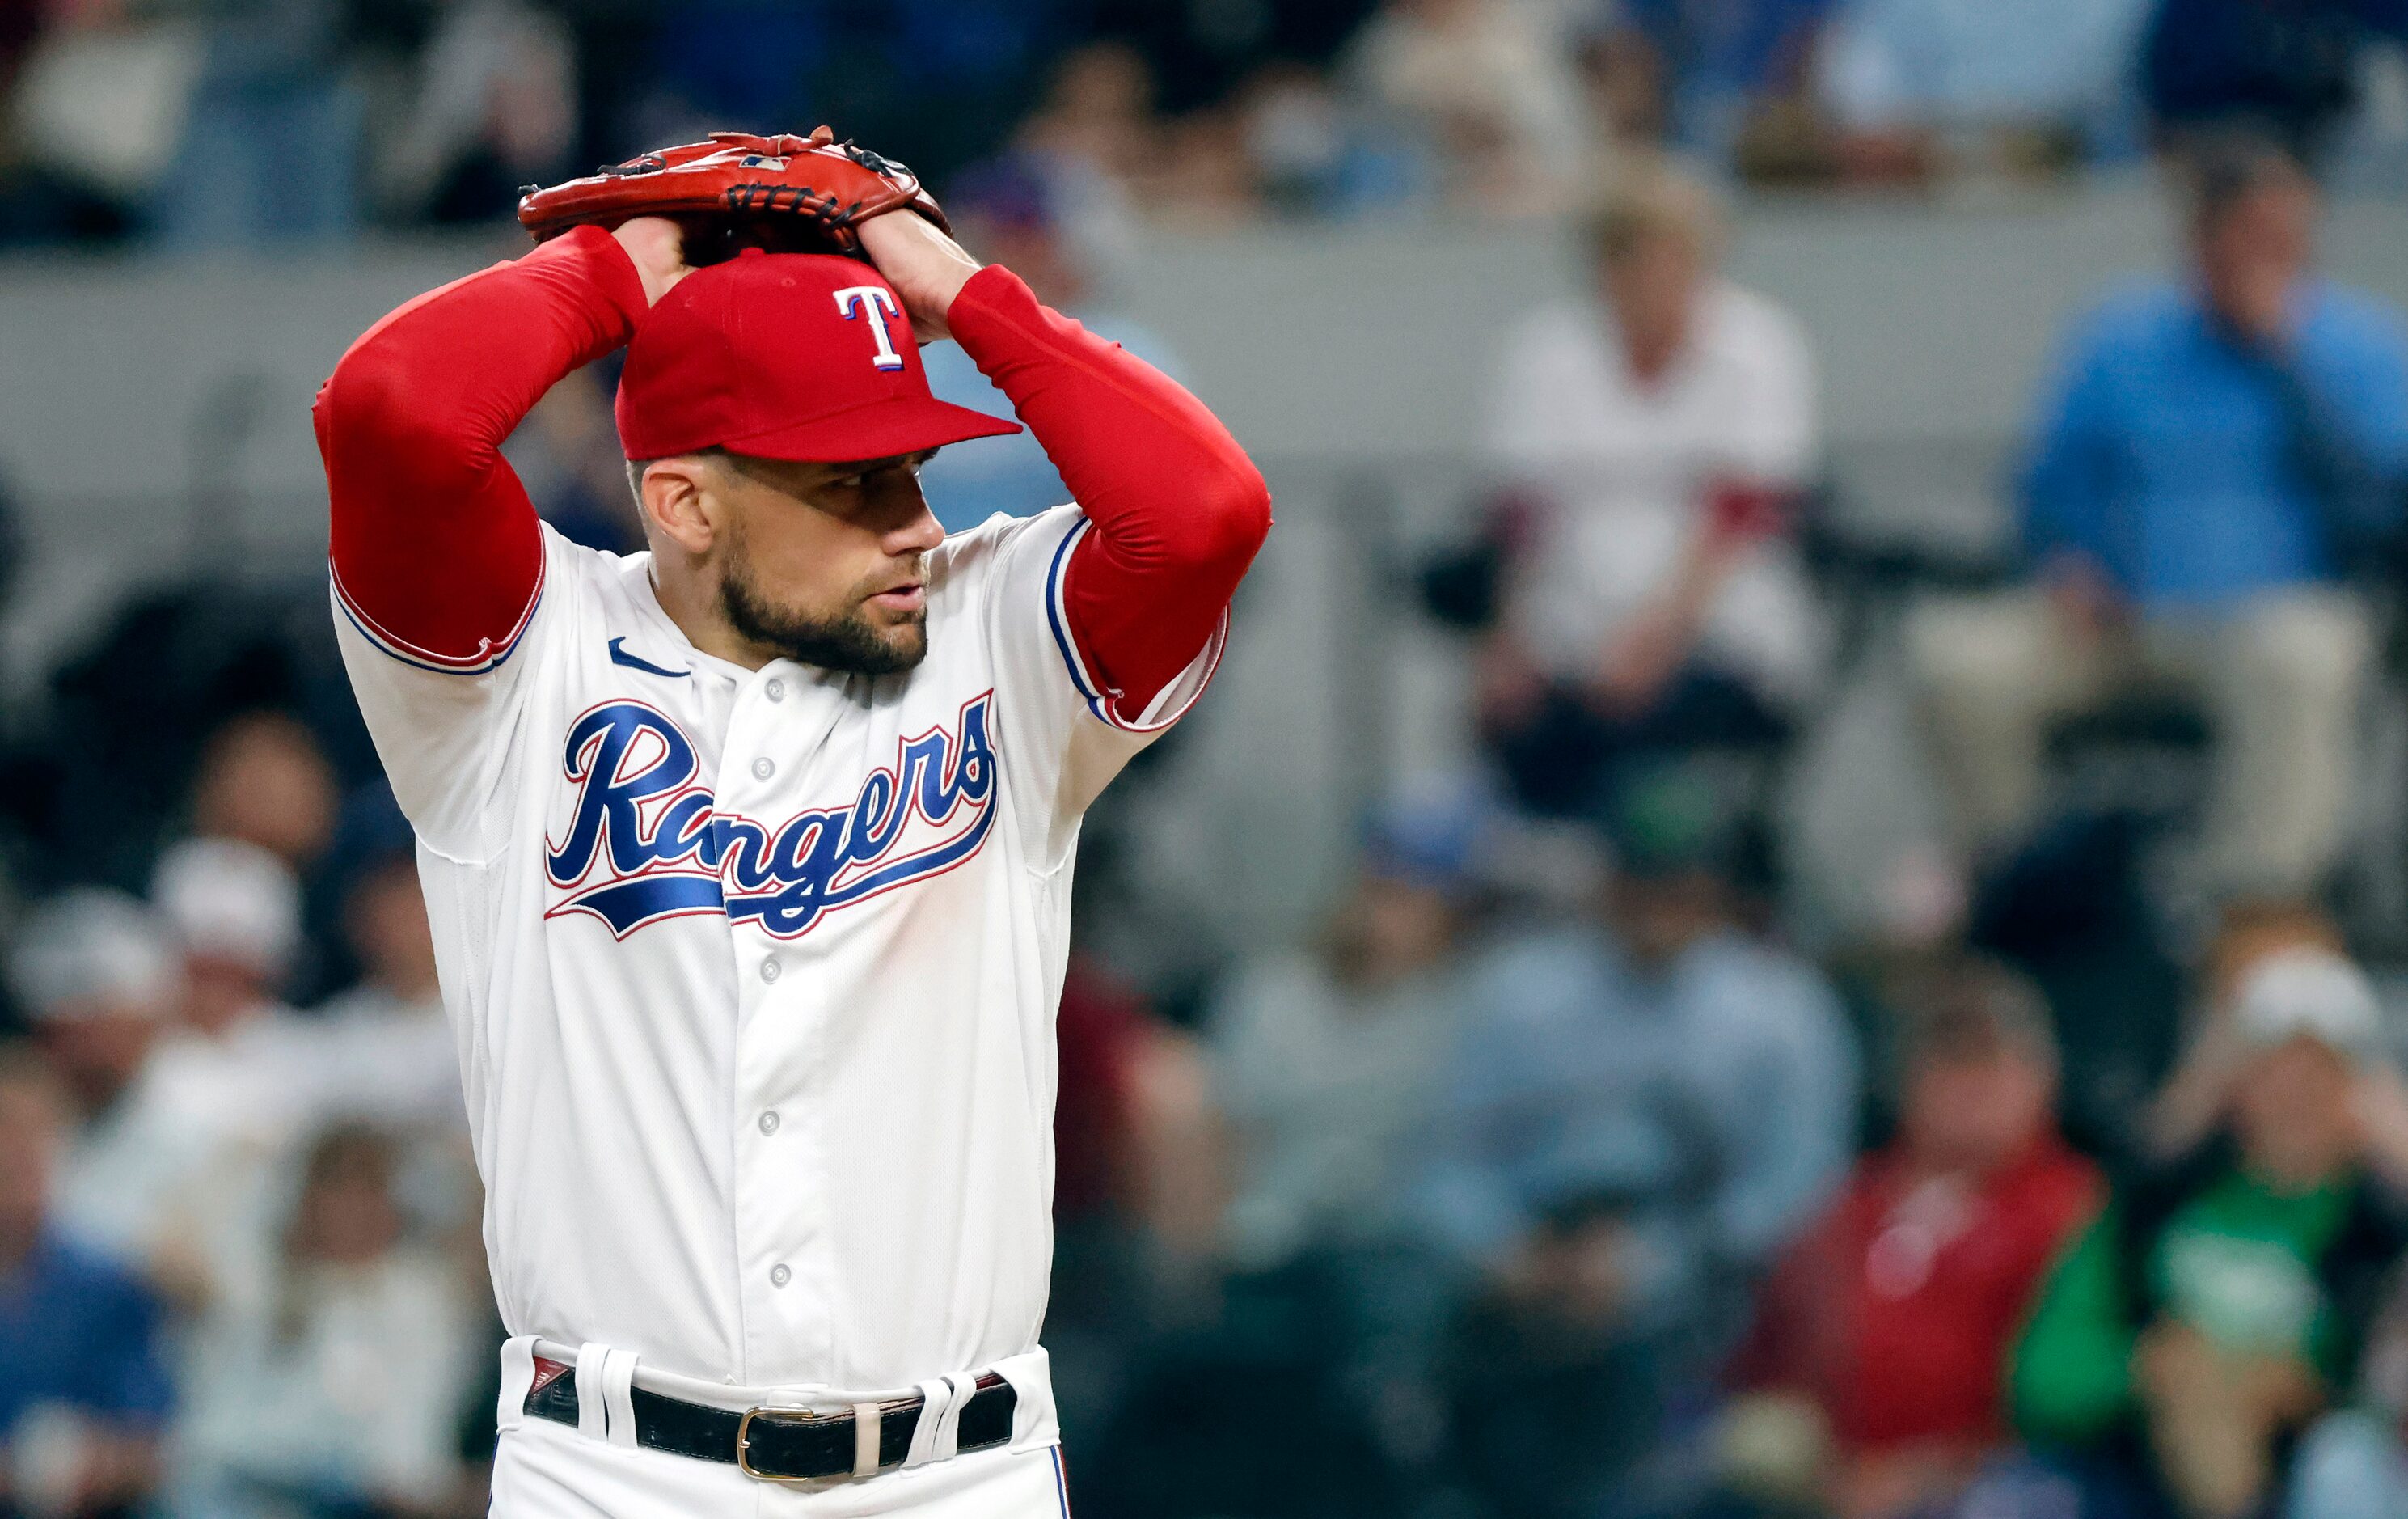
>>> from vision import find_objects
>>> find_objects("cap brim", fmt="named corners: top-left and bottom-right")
top-left (720, 396), bottom-right (1022, 464)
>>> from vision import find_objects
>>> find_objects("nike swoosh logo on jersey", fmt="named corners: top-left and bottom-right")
top-left (607, 637), bottom-right (690, 679)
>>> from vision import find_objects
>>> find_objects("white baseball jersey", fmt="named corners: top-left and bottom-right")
top-left (333, 504), bottom-right (1220, 1398)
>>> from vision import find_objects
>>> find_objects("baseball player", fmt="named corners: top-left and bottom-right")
top-left (312, 133), bottom-right (1269, 1516)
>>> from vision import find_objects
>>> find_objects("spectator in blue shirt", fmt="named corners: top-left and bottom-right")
top-left (1418, 768), bottom-right (1856, 1517)
top-left (1815, 0), bottom-right (2153, 177)
top-left (1910, 136), bottom-right (2408, 899)
top-left (0, 1047), bottom-right (172, 1518)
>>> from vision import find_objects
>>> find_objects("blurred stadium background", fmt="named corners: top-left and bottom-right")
top-left (13, 2), bottom-right (2408, 1517)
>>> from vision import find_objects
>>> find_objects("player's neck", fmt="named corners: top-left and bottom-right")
top-left (648, 564), bottom-right (778, 672)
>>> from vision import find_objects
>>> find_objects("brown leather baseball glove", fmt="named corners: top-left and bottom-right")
top-left (516, 127), bottom-right (948, 262)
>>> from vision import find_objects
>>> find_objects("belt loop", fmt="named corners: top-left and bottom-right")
top-left (600, 1347), bottom-right (640, 1449)
top-left (851, 1403), bottom-right (882, 1477)
top-left (937, 1373), bottom-right (976, 1461)
top-left (573, 1343), bottom-right (610, 1442)
top-left (901, 1378), bottom-right (956, 1469)
top-left (919, 1373), bottom-right (971, 1463)
top-left (495, 1336), bottom-right (537, 1434)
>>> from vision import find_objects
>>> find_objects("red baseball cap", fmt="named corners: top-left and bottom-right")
top-left (615, 249), bottom-right (1020, 463)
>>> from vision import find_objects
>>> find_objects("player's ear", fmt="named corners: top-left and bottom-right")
top-left (637, 456), bottom-right (720, 556)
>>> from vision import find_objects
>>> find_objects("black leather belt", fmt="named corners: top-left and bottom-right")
top-left (524, 1357), bottom-right (1018, 1481)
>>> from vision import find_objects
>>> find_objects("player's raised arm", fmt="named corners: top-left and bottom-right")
top-left (859, 214), bottom-right (1273, 721)
top-left (313, 222), bottom-right (668, 671)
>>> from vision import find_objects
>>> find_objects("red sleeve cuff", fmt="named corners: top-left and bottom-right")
top-left (943, 264), bottom-right (1050, 360)
top-left (534, 223), bottom-right (653, 337)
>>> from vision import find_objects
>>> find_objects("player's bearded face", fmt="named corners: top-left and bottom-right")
top-left (711, 451), bottom-right (940, 677)
top-left (719, 524), bottom-right (928, 675)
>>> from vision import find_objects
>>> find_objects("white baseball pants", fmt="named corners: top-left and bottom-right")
top-left (491, 1415), bottom-right (1072, 1517)
top-left (489, 1339), bottom-right (1071, 1517)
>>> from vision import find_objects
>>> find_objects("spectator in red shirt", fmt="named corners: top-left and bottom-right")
top-left (1723, 955), bottom-right (2102, 1519)
top-left (1047, 954), bottom-right (1221, 1448)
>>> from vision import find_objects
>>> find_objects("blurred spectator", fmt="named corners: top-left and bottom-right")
top-left (313, 844), bottom-right (458, 1134)
top-left (1339, 0), bottom-right (1594, 214)
top-left (7, 891), bottom-right (192, 1267)
top-left (919, 150), bottom-right (1183, 531)
top-left (623, 1), bottom-right (824, 149)
top-left (138, 838), bottom-right (322, 1304)
top-left (150, 0), bottom-right (365, 247)
top-left (994, 49), bottom-right (1151, 256)
top-left (1421, 768), bottom-right (1856, 1515)
top-left (169, 1123), bottom-right (479, 1519)
top-left (1017, 41), bottom-right (1162, 194)
top-left (1082, 794), bottom-right (1490, 1517)
top-left (1810, 0), bottom-right (2152, 183)
top-left (370, 0), bottom-right (577, 226)
top-left (1144, 796), bottom-right (1487, 1500)
top-left (1058, 954), bottom-right (1221, 1259)
top-left (2293, 1415), bottom-right (2408, 1519)
top-left (2, 0), bottom-right (195, 244)
top-left (2011, 946), bottom-right (2408, 1519)
top-left (505, 364), bottom-right (645, 555)
top-left (1478, 163), bottom-right (1825, 819)
top-left (2144, 0), bottom-right (2408, 167)
top-left (1235, 61), bottom-right (1432, 218)
top-left (1722, 956), bottom-right (2102, 1519)
top-left (1590, 0), bottom-right (1834, 163)
top-left (1048, 955), bottom-right (1221, 1444)
top-left (153, 837), bottom-right (302, 1043)
top-left (28, 590), bottom-right (360, 893)
top-left (1909, 137), bottom-right (2408, 901)
top-left (188, 712), bottom-right (338, 875)
top-left (1210, 795), bottom-right (1482, 1273)
top-left (0, 1047), bottom-right (172, 1519)
top-left (2291, 1250), bottom-right (2408, 1519)
top-left (11, 890), bottom-right (176, 1131)
top-left (2148, 907), bottom-right (2353, 1162)
top-left (1143, 104), bottom-right (1261, 226)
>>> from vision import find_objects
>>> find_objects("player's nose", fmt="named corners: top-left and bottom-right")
top-left (882, 483), bottom-right (945, 557)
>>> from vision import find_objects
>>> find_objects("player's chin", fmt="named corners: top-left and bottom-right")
top-left (864, 607), bottom-right (929, 668)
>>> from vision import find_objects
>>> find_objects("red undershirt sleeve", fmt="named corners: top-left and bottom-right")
top-left (943, 265), bottom-right (1271, 719)
top-left (315, 224), bottom-right (648, 671)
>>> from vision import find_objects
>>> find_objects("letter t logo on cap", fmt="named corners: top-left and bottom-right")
top-left (833, 286), bottom-right (906, 371)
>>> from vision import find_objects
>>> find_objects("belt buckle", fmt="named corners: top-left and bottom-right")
top-left (734, 1404), bottom-right (823, 1483)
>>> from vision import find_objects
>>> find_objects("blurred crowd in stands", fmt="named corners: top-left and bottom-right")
top-left (11, 0), bottom-right (2408, 250)
top-left (13, 6), bottom-right (2408, 1519)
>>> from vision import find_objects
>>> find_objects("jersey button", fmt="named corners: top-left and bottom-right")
top-left (769, 1263), bottom-right (792, 1288)
top-left (752, 757), bottom-right (775, 781)
top-left (758, 1111), bottom-right (780, 1136)
top-left (758, 958), bottom-right (780, 984)
top-left (765, 679), bottom-right (786, 702)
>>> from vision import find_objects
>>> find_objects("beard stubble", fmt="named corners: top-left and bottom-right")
top-left (718, 533), bottom-right (929, 677)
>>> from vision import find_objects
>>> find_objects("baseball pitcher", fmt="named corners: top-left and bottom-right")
top-left (312, 132), bottom-right (1270, 1516)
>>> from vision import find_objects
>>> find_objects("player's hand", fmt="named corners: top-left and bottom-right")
top-left (857, 211), bottom-right (982, 344)
top-left (612, 216), bottom-right (695, 307)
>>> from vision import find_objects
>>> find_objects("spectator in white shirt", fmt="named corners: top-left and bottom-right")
top-left (137, 837), bottom-right (324, 1307)
top-left (1342, 0), bottom-right (1597, 214)
top-left (1479, 163), bottom-right (1827, 816)
top-left (10, 890), bottom-right (188, 1266)
top-left (169, 1123), bottom-right (480, 1519)
top-left (310, 793), bottom-right (461, 1136)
